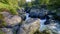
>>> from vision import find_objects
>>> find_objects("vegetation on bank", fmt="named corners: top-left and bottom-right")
top-left (0, 0), bottom-right (60, 14)
top-left (20, 0), bottom-right (60, 11)
top-left (0, 0), bottom-right (20, 27)
top-left (0, 14), bottom-right (7, 27)
top-left (0, 0), bottom-right (20, 15)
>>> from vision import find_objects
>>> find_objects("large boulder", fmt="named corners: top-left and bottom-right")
top-left (0, 12), bottom-right (22, 27)
top-left (29, 8), bottom-right (40, 18)
top-left (29, 8), bottom-right (49, 19)
top-left (17, 18), bottom-right (40, 34)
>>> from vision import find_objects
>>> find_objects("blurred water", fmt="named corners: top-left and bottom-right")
top-left (25, 13), bottom-right (60, 34)
top-left (25, 13), bottom-right (31, 20)
top-left (39, 19), bottom-right (46, 31)
top-left (25, 13), bottom-right (47, 31)
top-left (46, 21), bottom-right (60, 34)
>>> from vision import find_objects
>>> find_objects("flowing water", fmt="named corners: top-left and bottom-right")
top-left (25, 13), bottom-right (31, 20)
top-left (39, 19), bottom-right (46, 31)
top-left (25, 13), bottom-right (60, 34)
top-left (25, 13), bottom-right (47, 31)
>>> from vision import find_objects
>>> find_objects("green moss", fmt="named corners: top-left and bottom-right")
top-left (0, 29), bottom-right (6, 34)
top-left (0, 14), bottom-right (4, 19)
top-left (34, 30), bottom-right (50, 34)
top-left (0, 0), bottom-right (20, 15)
top-left (0, 2), bottom-right (18, 15)
top-left (0, 14), bottom-right (7, 27)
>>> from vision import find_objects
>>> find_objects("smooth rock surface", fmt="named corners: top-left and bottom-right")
top-left (17, 18), bottom-right (40, 34)
top-left (1, 12), bottom-right (22, 27)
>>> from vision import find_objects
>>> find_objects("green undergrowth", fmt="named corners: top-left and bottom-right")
top-left (0, 2), bottom-right (18, 15)
top-left (0, 0), bottom-right (20, 15)
top-left (0, 0), bottom-right (21, 27)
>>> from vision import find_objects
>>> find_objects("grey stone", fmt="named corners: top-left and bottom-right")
top-left (1, 12), bottom-right (22, 27)
top-left (29, 8), bottom-right (49, 19)
top-left (17, 18), bottom-right (40, 34)
top-left (0, 28), bottom-right (13, 34)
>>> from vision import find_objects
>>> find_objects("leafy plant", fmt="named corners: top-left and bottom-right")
top-left (0, 0), bottom-right (20, 15)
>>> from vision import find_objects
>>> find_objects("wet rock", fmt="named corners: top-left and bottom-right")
top-left (48, 10), bottom-right (56, 15)
top-left (45, 20), bottom-right (60, 34)
top-left (0, 28), bottom-right (13, 34)
top-left (13, 25), bottom-right (20, 34)
top-left (19, 13), bottom-right (26, 20)
top-left (40, 19), bottom-right (60, 34)
top-left (54, 13), bottom-right (60, 20)
top-left (0, 12), bottom-right (22, 27)
top-left (29, 8), bottom-right (49, 19)
top-left (44, 20), bottom-right (50, 25)
top-left (51, 9), bottom-right (60, 20)
top-left (29, 8), bottom-right (40, 18)
top-left (17, 18), bottom-right (40, 34)
top-left (47, 15), bottom-right (54, 20)
top-left (44, 19), bottom-right (56, 25)
top-left (18, 9), bottom-right (26, 20)
top-left (38, 8), bottom-right (49, 18)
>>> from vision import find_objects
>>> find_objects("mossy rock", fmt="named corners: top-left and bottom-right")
top-left (0, 29), bottom-right (6, 34)
top-left (0, 14), bottom-right (7, 27)
top-left (34, 30), bottom-right (50, 34)
top-left (0, 0), bottom-right (21, 27)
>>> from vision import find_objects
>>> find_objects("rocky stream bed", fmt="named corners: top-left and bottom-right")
top-left (0, 8), bottom-right (60, 34)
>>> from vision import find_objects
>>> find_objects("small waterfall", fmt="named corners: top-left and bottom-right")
top-left (25, 13), bottom-right (30, 20)
top-left (39, 19), bottom-right (46, 31)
